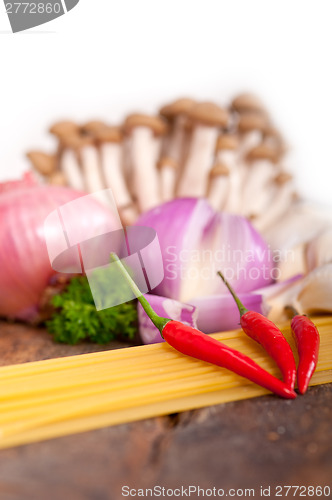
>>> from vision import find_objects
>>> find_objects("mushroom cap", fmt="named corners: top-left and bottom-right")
top-left (238, 112), bottom-right (267, 134)
top-left (185, 102), bottom-right (229, 128)
top-left (158, 156), bottom-right (179, 170)
top-left (231, 93), bottom-right (265, 114)
top-left (216, 133), bottom-right (239, 151)
top-left (210, 162), bottom-right (230, 177)
top-left (82, 121), bottom-right (108, 135)
top-left (246, 142), bottom-right (280, 163)
top-left (26, 151), bottom-right (57, 176)
top-left (49, 121), bottom-right (79, 138)
top-left (264, 125), bottom-right (287, 151)
top-left (94, 126), bottom-right (123, 144)
top-left (159, 98), bottom-right (196, 120)
top-left (275, 171), bottom-right (293, 185)
top-left (124, 114), bottom-right (168, 137)
top-left (61, 132), bottom-right (94, 150)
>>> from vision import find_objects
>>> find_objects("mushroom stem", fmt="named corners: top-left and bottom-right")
top-left (221, 150), bottom-right (242, 213)
top-left (158, 157), bottom-right (179, 202)
top-left (49, 121), bottom-right (85, 191)
top-left (124, 114), bottom-right (168, 213)
top-left (61, 133), bottom-right (111, 208)
top-left (131, 126), bottom-right (161, 211)
top-left (209, 134), bottom-right (239, 212)
top-left (207, 162), bottom-right (230, 210)
top-left (176, 103), bottom-right (228, 198)
top-left (60, 148), bottom-right (85, 191)
top-left (47, 171), bottom-right (67, 186)
top-left (83, 123), bottom-right (136, 220)
top-left (100, 141), bottom-right (138, 224)
top-left (80, 144), bottom-right (104, 192)
top-left (242, 145), bottom-right (280, 218)
top-left (235, 112), bottom-right (268, 213)
top-left (159, 115), bottom-right (189, 201)
top-left (177, 125), bottom-right (219, 197)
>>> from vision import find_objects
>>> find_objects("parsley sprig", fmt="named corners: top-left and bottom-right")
top-left (46, 274), bottom-right (138, 345)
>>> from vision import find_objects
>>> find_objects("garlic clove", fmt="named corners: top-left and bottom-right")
top-left (277, 243), bottom-right (307, 282)
top-left (306, 226), bottom-right (332, 272)
top-left (260, 263), bottom-right (332, 322)
top-left (296, 263), bottom-right (332, 314)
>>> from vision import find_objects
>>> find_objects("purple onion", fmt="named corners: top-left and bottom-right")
top-left (136, 198), bottom-right (274, 341)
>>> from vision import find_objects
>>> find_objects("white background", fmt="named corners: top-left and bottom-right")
top-left (0, 0), bottom-right (331, 205)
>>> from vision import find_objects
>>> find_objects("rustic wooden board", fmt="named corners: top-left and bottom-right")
top-left (0, 321), bottom-right (331, 500)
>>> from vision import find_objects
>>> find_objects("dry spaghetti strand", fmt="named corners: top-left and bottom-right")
top-left (0, 317), bottom-right (331, 449)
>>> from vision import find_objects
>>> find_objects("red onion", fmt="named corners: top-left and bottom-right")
top-left (0, 171), bottom-right (37, 195)
top-left (136, 198), bottom-right (274, 340)
top-left (136, 198), bottom-right (273, 301)
top-left (0, 185), bottom-right (118, 321)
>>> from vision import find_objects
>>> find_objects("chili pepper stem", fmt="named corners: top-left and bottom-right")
top-left (284, 305), bottom-right (300, 319)
top-left (110, 253), bottom-right (170, 336)
top-left (217, 271), bottom-right (248, 317)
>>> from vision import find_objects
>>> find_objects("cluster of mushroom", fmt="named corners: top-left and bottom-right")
top-left (27, 93), bottom-right (294, 233)
top-left (26, 93), bottom-right (332, 320)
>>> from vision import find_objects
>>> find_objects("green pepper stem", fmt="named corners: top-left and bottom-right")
top-left (110, 252), bottom-right (169, 335)
top-left (217, 271), bottom-right (248, 317)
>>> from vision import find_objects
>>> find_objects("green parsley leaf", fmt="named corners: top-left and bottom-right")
top-left (46, 273), bottom-right (138, 345)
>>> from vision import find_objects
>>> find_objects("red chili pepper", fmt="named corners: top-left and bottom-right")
top-left (110, 253), bottom-right (296, 399)
top-left (162, 321), bottom-right (295, 398)
top-left (218, 271), bottom-right (297, 390)
top-left (286, 307), bottom-right (320, 394)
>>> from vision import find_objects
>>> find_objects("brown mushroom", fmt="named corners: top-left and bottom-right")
top-left (26, 151), bottom-right (57, 177)
top-left (237, 112), bottom-right (268, 155)
top-left (93, 125), bottom-right (138, 224)
top-left (264, 125), bottom-right (288, 157)
top-left (207, 162), bottom-right (230, 210)
top-left (176, 102), bottom-right (229, 197)
top-left (124, 114), bottom-right (168, 212)
top-left (241, 142), bottom-right (281, 218)
top-left (62, 132), bottom-right (113, 207)
top-left (159, 98), bottom-right (196, 201)
top-left (81, 121), bottom-right (108, 136)
top-left (208, 134), bottom-right (238, 210)
top-left (49, 120), bottom-right (80, 138)
top-left (48, 171), bottom-right (67, 186)
top-left (231, 93), bottom-right (266, 115)
top-left (50, 124), bottom-right (85, 191)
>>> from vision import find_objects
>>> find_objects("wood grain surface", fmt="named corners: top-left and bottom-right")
top-left (0, 321), bottom-right (331, 500)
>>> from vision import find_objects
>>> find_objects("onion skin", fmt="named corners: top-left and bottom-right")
top-left (0, 171), bottom-right (37, 195)
top-left (0, 186), bottom-right (117, 321)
